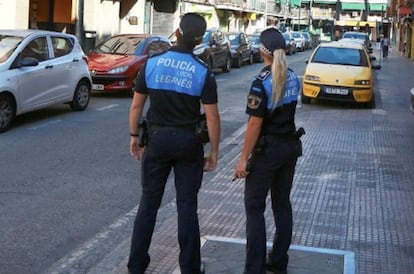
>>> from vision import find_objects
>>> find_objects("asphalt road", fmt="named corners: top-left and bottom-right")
top-left (0, 50), bottom-right (311, 274)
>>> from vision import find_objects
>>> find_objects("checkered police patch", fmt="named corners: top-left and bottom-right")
top-left (247, 94), bottom-right (262, 109)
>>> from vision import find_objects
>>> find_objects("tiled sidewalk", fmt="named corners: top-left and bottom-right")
top-left (108, 51), bottom-right (414, 274)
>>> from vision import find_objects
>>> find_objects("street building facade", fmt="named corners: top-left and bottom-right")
top-left (0, 0), bottom-right (411, 59)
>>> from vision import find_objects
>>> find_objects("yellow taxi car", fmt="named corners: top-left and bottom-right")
top-left (302, 40), bottom-right (381, 108)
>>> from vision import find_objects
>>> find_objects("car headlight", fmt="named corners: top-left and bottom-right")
top-left (305, 75), bottom-right (320, 81)
top-left (354, 80), bottom-right (370, 85)
top-left (193, 47), bottom-right (205, 55)
top-left (108, 66), bottom-right (128, 74)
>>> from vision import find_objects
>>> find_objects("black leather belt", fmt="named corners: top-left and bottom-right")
top-left (149, 124), bottom-right (196, 132)
top-left (264, 134), bottom-right (297, 143)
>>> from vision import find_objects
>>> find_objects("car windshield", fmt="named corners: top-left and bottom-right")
top-left (93, 36), bottom-right (145, 55)
top-left (248, 35), bottom-right (260, 44)
top-left (0, 35), bottom-right (23, 63)
top-left (227, 34), bottom-right (240, 45)
top-left (311, 47), bottom-right (369, 67)
top-left (343, 33), bottom-right (366, 40)
top-left (202, 31), bottom-right (211, 44)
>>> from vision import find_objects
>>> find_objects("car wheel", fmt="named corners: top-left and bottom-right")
top-left (301, 91), bottom-right (311, 104)
top-left (70, 80), bottom-right (91, 111)
top-left (234, 55), bottom-right (242, 68)
top-left (222, 55), bottom-right (231, 73)
top-left (363, 98), bottom-right (375, 109)
top-left (0, 94), bottom-right (16, 133)
top-left (248, 53), bottom-right (253, 65)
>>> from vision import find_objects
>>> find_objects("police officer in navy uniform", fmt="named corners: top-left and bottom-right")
top-left (233, 27), bottom-right (303, 274)
top-left (127, 13), bottom-right (220, 274)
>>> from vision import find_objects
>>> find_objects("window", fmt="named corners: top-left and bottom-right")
top-left (51, 36), bottom-right (73, 58)
top-left (0, 35), bottom-right (22, 63)
top-left (21, 37), bottom-right (48, 62)
top-left (147, 40), bottom-right (171, 57)
top-left (312, 47), bottom-right (368, 67)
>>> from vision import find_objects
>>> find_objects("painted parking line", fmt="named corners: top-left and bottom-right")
top-left (29, 119), bottom-right (62, 130)
top-left (96, 104), bottom-right (119, 111)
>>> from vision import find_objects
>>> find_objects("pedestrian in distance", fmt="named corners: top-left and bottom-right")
top-left (127, 12), bottom-right (221, 274)
top-left (381, 34), bottom-right (391, 58)
top-left (233, 27), bottom-right (304, 274)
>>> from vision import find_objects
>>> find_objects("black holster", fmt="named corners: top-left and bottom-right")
top-left (138, 119), bottom-right (148, 147)
top-left (195, 113), bottom-right (209, 144)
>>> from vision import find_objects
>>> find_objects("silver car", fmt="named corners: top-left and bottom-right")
top-left (0, 30), bottom-right (92, 132)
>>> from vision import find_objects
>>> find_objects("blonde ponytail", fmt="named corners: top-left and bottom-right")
top-left (270, 49), bottom-right (287, 110)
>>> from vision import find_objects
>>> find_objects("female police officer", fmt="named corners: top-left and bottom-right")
top-left (127, 13), bottom-right (220, 274)
top-left (233, 27), bottom-right (302, 274)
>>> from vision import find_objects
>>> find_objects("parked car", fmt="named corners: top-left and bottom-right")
top-left (193, 28), bottom-right (231, 73)
top-left (342, 31), bottom-right (372, 53)
top-left (291, 31), bottom-right (305, 51)
top-left (247, 34), bottom-right (263, 62)
top-left (0, 30), bottom-right (92, 133)
top-left (301, 31), bottom-right (312, 49)
top-left (225, 32), bottom-right (253, 68)
top-left (339, 38), bottom-right (376, 59)
top-left (283, 32), bottom-right (296, 55)
top-left (87, 34), bottom-right (171, 96)
top-left (302, 40), bottom-right (381, 108)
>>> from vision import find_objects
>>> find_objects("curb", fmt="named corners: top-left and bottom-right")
top-left (411, 87), bottom-right (414, 114)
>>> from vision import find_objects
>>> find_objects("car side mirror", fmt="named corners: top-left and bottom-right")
top-left (372, 64), bottom-right (381, 70)
top-left (305, 59), bottom-right (309, 64)
top-left (10, 56), bottom-right (39, 69)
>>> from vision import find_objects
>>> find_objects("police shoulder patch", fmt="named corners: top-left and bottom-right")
top-left (247, 94), bottom-right (262, 109)
top-left (256, 70), bottom-right (271, 81)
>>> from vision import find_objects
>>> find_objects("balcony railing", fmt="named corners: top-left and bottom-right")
top-left (214, 0), bottom-right (281, 14)
top-left (187, 0), bottom-right (335, 18)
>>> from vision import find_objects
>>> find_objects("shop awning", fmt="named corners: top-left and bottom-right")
top-left (369, 3), bottom-right (387, 11)
top-left (341, 3), bottom-right (365, 10)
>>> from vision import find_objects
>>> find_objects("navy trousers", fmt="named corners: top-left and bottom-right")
top-left (127, 128), bottom-right (204, 274)
top-left (243, 139), bottom-right (299, 274)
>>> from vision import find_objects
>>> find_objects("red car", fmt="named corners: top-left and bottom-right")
top-left (87, 34), bottom-right (171, 96)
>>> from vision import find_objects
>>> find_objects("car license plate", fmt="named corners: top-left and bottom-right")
top-left (92, 84), bottom-right (104, 91)
top-left (325, 87), bottom-right (348, 95)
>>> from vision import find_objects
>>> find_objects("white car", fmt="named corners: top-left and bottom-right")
top-left (0, 30), bottom-right (92, 132)
top-left (291, 31), bottom-right (305, 51)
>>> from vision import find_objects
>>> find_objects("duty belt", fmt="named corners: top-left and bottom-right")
top-left (149, 123), bottom-right (196, 132)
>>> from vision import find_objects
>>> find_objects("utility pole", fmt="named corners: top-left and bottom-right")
top-left (75, 0), bottom-right (85, 48)
top-left (298, 0), bottom-right (301, 31)
top-left (308, 0), bottom-right (313, 30)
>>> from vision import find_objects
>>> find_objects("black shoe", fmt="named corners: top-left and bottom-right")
top-left (266, 256), bottom-right (287, 274)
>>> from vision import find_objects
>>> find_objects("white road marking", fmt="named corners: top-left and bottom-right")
top-left (96, 104), bottom-right (119, 111)
top-left (29, 120), bottom-right (62, 130)
top-left (44, 205), bottom-right (139, 274)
